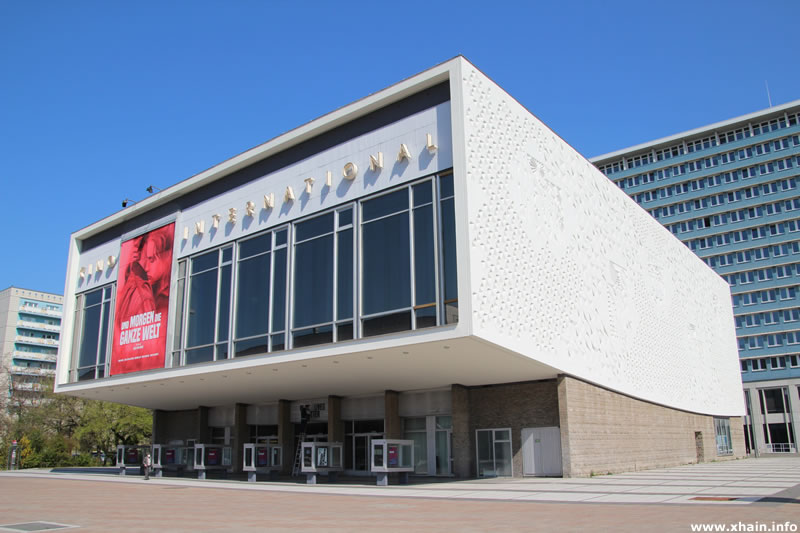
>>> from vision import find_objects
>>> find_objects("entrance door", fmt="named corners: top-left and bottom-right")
top-left (403, 415), bottom-right (452, 476)
top-left (521, 427), bottom-right (562, 476)
top-left (344, 419), bottom-right (384, 475)
top-left (476, 428), bottom-right (512, 477)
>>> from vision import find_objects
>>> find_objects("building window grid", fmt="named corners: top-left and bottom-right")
top-left (74, 285), bottom-right (115, 381)
top-left (647, 173), bottom-right (798, 224)
top-left (620, 151), bottom-right (798, 201)
top-left (771, 356), bottom-right (787, 369)
top-left (714, 417), bottom-right (733, 456)
top-left (601, 115), bottom-right (800, 177)
top-left (180, 246), bottom-right (234, 365)
top-left (233, 228), bottom-right (289, 356)
top-left (164, 172), bottom-right (457, 369)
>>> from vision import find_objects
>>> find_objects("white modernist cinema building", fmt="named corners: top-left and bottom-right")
top-left (56, 57), bottom-right (745, 478)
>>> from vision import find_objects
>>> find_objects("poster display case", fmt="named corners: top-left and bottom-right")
top-left (300, 442), bottom-right (343, 484)
top-left (115, 444), bottom-right (151, 476)
top-left (242, 443), bottom-right (283, 481)
top-left (151, 444), bottom-right (193, 477)
top-left (371, 439), bottom-right (414, 485)
top-left (193, 443), bottom-right (232, 479)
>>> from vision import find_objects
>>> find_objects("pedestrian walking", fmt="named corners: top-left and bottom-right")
top-left (143, 453), bottom-right (152, 480)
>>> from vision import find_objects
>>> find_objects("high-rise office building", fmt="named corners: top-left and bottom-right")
top-left (0, 287), bottom-right (63, 409)
top-left (592, 101), bottom-right (800, 455)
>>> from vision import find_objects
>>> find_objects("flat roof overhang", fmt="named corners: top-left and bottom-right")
top-left (55, 335), bottom-right (560, 410)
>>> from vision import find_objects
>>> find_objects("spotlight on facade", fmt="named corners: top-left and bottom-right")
top-left (146, 185), bottom-right (162, 194)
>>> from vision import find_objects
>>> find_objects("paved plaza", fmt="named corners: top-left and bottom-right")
top-left (0, 457), bottom-right (798, 531)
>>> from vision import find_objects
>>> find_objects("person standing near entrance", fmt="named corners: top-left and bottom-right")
top-left (143, 453), bottom-right (152, 480)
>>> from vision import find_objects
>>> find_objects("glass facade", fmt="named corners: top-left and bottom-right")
top-left (73, 285), bottom-right (114, 381)
top-left (73, 171), bottom-right (457, 379)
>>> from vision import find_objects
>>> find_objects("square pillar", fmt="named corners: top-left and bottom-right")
top-left (328, 395), bottom-right (343, 443)
top-left (451, 384), bottom-right (471, 478)
top-left (278, 400), bottom-right (293, 475)
top-left (384, 390), bottom-right (401, 439)
top-left (196, 406), bottom-right (210, 443)
top-left (231, 403), bottom-right (248, 473)
top-left (557, 375), bottom-right (573, 477)
top-left (153, 409), bottom-right (168, 445)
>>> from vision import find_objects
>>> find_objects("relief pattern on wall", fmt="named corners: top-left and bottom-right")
top-left (460, 65), bottom-right (742, 415)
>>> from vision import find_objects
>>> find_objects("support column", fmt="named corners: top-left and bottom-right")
top-left (451, 384), bottom-right (471, 478)
top-left (557, 375), bottom-right (573, 477)
top-left (232, 403), bottom-right (248, 473)
top-left (384, 390), bottom-right (401, 439)
top-left (278, 400), bottom-right (293, 475)
top-left (747, 385), bottom-right (766, 454)
top-left (785, 382), bottom-right (800, 453)
top-left (196, 406), bottom-right (210, 443)
top-left (153, 409), bottom-right (168, 445)
top-left (328, 396), bottom-right (343, 443)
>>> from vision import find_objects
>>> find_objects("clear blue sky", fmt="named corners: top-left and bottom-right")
top-left (1, 0), bottom-right (799, 295)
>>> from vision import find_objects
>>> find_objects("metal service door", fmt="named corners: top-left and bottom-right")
top-left (521, 427), bottom-right (562, 477)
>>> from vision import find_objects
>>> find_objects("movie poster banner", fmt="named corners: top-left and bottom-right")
top-left (110, 222), bottom-right (175, 375)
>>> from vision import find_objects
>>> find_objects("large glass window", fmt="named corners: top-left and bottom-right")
top-left (75, 285), bottom-right (114, 381)
top-left (476, 428), bottom-right (512, 477)
top-left (714, 417), bottom-right (733, 455)
top-left (293, 213), bottom-right (335, 347)
top-left (164, 171), bottom-right (456, 368)
top-left (362, 189), bottom-right (412, 336)
top-left (184, 246), bottom-right (232, 365)
top-left (234, 228), bottom-right (288, 357)
top-left (360, 174), bottom-right (457, 337)
top-left (439, 174), bottom-right (458, 325)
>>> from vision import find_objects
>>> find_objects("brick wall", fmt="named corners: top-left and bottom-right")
top-left (453, 380), bottom-right (560, 477)
top-left (558, 375), bottom-right (746, 477)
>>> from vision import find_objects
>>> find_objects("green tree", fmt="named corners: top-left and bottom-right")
top-left (1, 374), bottom-right (152, 469)
top-left (17, 435), bottom-right (32, 468)
top-left (74, 400), bottom-right (152, 465)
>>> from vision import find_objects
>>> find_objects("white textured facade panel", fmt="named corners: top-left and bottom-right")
top-left (459, 65), bottom-right (743, 416)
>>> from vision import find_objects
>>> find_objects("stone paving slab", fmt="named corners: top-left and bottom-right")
top-left (1, 456), bottom-right (798, 509)
top-left (623, 485), bottom-right (705, 494)
top-left (587, 493), bottom-right (683, 503)
top-left (516, 491), bottom-right (604, 502)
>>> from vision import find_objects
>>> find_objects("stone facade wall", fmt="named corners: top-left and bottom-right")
top-left (558, 375), bottom-right (746, 477)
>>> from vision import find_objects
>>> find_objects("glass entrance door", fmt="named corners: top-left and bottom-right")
top-left (476, 428), bottom-right (512, 477)
top-left (403, 415), bottom-right (452, 476)
top-left (354, 435), bottom-right (369, 471)
top-left (344, 419), bottom-right (384, 475)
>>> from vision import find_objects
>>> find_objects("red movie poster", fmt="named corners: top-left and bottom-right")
top-left (110, 222), bottom-right (175, 375)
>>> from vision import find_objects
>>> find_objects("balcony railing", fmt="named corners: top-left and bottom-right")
top-left (12, 350), bottom-right (56, 363)
top-left (15, 335), bottom-right (58, 347)
top-left (17, 319), bottom-right (61, 333)
top-left (10, 365), bottom-right (55, 376)
top-left (18, 305), bottom-right (62, 318)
